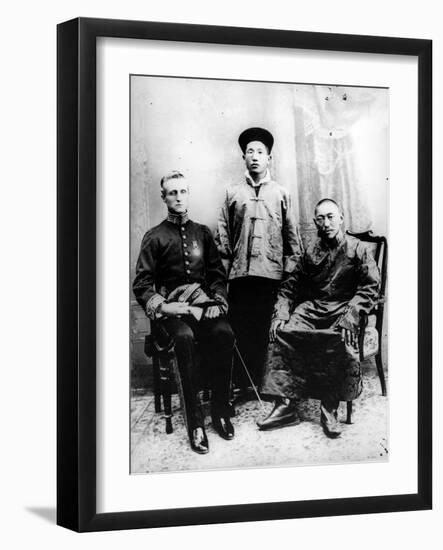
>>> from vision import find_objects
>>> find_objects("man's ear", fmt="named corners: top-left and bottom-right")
top-left (313, 217), bottom-right (319, 228)
top-left (242, 154), bottom-right (246, 162)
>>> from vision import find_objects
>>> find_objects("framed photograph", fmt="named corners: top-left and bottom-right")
top-left (57, 17), bottom-right (432, 531)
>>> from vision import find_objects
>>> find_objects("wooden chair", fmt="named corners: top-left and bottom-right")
top-left (144, 331), bottom-right (175, 433)
top-left (345, 230), bottom-right (388, 424)
top-left (144, 327), bottom-right (225, 434)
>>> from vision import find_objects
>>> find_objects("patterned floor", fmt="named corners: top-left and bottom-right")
top-left (131, 361), bottom-right (388, 474)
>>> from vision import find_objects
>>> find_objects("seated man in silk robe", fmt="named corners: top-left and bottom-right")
top-left (258, 198), bottom-right (380, 438)
top-left (133, 171), bottom-right (235, 455)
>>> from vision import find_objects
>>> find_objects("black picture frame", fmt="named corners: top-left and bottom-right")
top-left (57, 17), bottom-right (432, 532)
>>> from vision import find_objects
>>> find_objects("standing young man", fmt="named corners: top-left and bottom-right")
top-left (133, 171), bottom-right (235, 454)
top-left (216, 127), bottom-right (302, 390)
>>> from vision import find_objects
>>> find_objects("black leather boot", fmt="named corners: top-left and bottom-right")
top-left (257, 397), bottom-right (301, 431)
top-left (320, 400), bottom-right (342, 438)
top-left (190, 426), bottom-right (209, 454)
top-left (212, 415), bottom-right (235, 440)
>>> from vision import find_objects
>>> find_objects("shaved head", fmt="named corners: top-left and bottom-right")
top-left (314, 198), bottom-right (344, 241)
top-left (314, 198), bottom-right (341, 217)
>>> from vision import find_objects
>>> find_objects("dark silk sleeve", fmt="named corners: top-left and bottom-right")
top-left (337, 241), bottom-right (381, 332)
top-left (272, 254), bottom-right (306, 321)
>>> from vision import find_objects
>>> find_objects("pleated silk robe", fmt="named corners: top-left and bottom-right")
top-left (261, 232), bottom-right (380, 402)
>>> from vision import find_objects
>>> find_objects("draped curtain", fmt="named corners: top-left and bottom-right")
top-left (291, 85), bottom-right (387, 246)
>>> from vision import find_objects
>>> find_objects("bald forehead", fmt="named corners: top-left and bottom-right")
top-left (315, 200), bottom-right (341, 217)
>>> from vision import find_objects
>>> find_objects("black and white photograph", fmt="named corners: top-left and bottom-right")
top-left (130, 75), bottom-right (389, 474)
top-left (1, 0), bottom-right (439, 541)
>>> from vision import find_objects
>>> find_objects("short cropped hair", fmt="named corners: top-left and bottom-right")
top-left (314, 198), bottom-right (342, 216)
top-left (160, 170), bottom-right (185, 188)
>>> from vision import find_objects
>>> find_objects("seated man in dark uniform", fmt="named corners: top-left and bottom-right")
top-left (133, 170), bottom-right (235, 454)
top-left (258, 198), bottom-right (380, 438)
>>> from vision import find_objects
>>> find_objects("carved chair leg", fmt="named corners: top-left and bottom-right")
top-left (163, 391), bottom-right (173, 434)
top-left (160, 354), bottom-right (174, 434)
top-left (375, 352), bottom-right (387, 396)
top-left (152, 355), bottom-right (162, 413)
top-left (162, 373), bottom-right (173, 434)
top-left (346, 401), bottom-right (353, 424)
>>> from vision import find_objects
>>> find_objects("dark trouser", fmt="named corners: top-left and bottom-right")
top-left (156, 316), bottom-right (234, 432)
top-left (228, 277), bottom-right (280, 389)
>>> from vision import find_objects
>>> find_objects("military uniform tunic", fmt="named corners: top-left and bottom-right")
top-left (133, 215), bottom-right (228, 318)
top-left (133, 213), bottom-right (233, 431)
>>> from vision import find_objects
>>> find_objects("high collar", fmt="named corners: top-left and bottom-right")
top-left (244, 169), bottom-right (272, 188)
top-left (166, 211), bottom-right (189, 225)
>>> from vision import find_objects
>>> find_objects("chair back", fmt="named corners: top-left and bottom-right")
top-left (346, 230), bottom-right (387, 336)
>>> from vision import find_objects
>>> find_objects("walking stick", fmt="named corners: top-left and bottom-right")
top-left (234, 343), bottom-right (267, 413)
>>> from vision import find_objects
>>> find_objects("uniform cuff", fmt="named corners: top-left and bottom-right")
top-left (146, 293), bottom-right (166, 320)
top-left (213, 293), bottom-right (229, 314)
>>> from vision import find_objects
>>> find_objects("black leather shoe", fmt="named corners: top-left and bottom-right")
top-left (257, 398), bottom-right (301, 431)
top-left (212, 416), bottom-right (235, 440)
top-left (190, 427), bottom-right (209, 454)
top-left (320, 402), bottom-right (342, 438)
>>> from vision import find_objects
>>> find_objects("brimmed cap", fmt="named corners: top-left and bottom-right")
top-left (238, 127), bottom-right (274, 153)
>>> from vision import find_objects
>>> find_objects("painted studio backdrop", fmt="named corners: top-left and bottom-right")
top-left (130, 75), bottom-right (389, 473)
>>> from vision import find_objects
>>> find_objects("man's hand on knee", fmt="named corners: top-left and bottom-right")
top-left (159, 301), bottom-right (191, 317)
top-left (341, 327), bottom-right (359, 350)
top-left (270, 319), bottom-right (286, 342)
top-left (204, 305), bottom-right (221, 319)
